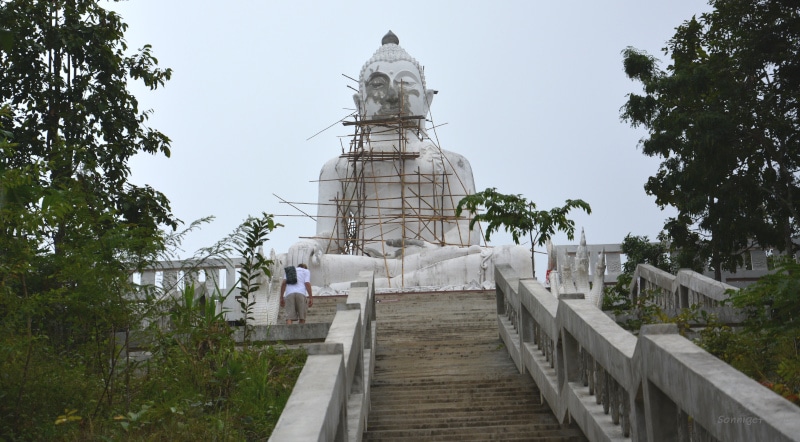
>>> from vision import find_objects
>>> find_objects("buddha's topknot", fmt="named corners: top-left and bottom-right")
top-left (358, 31), bottom-right (426, 92)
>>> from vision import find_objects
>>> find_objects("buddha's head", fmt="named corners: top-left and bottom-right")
top-left (354, 31), bottom-right (436, 125)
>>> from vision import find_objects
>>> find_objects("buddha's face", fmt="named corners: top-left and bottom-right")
top-left (360, 60), bottom-right (427, 119)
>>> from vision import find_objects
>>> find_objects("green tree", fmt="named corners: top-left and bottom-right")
top-left (456, 187), bottom-right (591, 278)
top-left (0, 26), bottom-right (12, 52)
top-left (0, 2), bottom-right (175, 438)
top-left (603, 233), bottom-right (675, 311)
top-left (621, 0), bottom-right (800, 281)
top-left (0, 0), bottom-right (175, 339)
top-left (620, 233), bottom-right (675, 275)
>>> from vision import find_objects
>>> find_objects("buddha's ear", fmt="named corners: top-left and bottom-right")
top-left (352, 93), bottom-right (362, 115)
top-left (425, 89), bottom-right (436, 110)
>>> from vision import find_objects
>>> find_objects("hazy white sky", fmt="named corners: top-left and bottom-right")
top-left (108, 0), bottom-right (712, 276)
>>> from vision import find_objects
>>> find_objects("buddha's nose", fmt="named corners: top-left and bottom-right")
top-left (385, 85), bottom-right (399, 103)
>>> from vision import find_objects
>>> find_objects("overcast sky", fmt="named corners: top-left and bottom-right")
top-left (107, 0), bottom-right (712, 276)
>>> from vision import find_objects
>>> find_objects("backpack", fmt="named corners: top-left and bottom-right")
top-left (284, 266), bottom-right (298, 285)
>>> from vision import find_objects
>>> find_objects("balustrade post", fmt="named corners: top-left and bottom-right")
top-left (557, 293), bottom-right (584, 393)
top-left (558, 330), bottom-right (581, 392)
top-left (620, 387), bottom-right (631, 437)
top-left (595, 363), bottom-right (603, 406)
top-left (496, 285), bottom-right (506, 315)
top-left (677, 409), bottom-right (690, 442)
top-left (521, 303), bottom-right (534, 346)
top-left (610, 377), bottom-right (619, 423)
top-left (579, 347), bottom-right (587, 387)
top-left (600, 367), bottom-right (610, 413)
top-left (640, 324), bottom-right (681, 441)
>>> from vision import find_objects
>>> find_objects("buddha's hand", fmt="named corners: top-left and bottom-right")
top-left (287, 240), bottom-right (324, 268)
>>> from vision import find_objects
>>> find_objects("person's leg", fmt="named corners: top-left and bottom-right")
top-left (297, 295), bottom-right (308, 324)
top-left (285, 294), bottom-right (300, 324)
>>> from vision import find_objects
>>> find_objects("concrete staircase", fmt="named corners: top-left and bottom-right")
top-left (365, 291), bottom-right (586, 441)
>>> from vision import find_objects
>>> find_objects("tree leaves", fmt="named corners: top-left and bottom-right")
top-left (457, 188), bottom-right (591, 246)
top-left (232, 213), bottom-right (281, 343)
top-left (456, 188), bottom-right (591, 278)
top-left (621, 0), bottom-right (800, 279)
top-left (0, 1), bottom-right (177, 243)
top-left (0, 27), bottom-right (12, 52)
top-left (0, 0), bottom-right (177, 356)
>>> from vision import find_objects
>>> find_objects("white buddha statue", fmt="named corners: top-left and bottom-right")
top-left (284, 31), bottom-right (531, 291)
top-left (316, 30), bottom-right (480, 256)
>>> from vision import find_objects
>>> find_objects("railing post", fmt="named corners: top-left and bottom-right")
top-left (639, 324), bottom-right (680, 442)
top-left (679, 285), bottom-right (689, 309)
top-left (557, 294), bottom-right (584, 393)
top-left (521, 305), bottom-right (534, 343)
top-left (496, 284), bottom-right (506, 315)
top-left (559, 330), bottom-right (581, 389)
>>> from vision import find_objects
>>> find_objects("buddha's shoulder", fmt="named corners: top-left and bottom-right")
top-left (417, 142), bottom-right (469, 159)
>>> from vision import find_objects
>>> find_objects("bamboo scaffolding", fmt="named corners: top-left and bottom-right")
top-left (275, 85), bottom-right (479, 287)
top-left (331, 116), bottom-right (473, 252)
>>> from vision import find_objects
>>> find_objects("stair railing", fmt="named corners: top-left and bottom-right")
top-left (495, 264), bottom-right (800, 441)
top-left (269, 271), bottom-right (376, 441)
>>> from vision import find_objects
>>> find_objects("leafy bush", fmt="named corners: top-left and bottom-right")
top-left (603, 233), bottom-right (673, 312)
top-left (697, 258), bottom-right (800, 404)
top-left (0, 214), bottom-right (306, 440)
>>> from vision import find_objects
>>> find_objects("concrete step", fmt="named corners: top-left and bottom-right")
top-left (368, 413), bottom-right (561, 431)
top-left (274, 294), bottom-right (346, 324)
top-left (364, 291), bottom-right (586, 442)
top-left (365, 423), bottom-right (586, 441)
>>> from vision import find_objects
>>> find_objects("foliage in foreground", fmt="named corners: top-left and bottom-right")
top-left (697, 259), bottom-right (800, 404)
top-left (0, 2), bottom-right (303, 439)
top-left (1, 290), bottom-right (306, 441)
top-left (606, 235), bottom-right (800, 404)
top-left (0, 213), bottom-right (302, 441)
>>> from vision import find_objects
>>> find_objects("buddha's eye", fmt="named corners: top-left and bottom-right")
top-left (367, 76), bottom-right (388, 89)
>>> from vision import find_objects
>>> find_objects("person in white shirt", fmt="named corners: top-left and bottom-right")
top-left (280, 263), bottom-right (313, 324)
